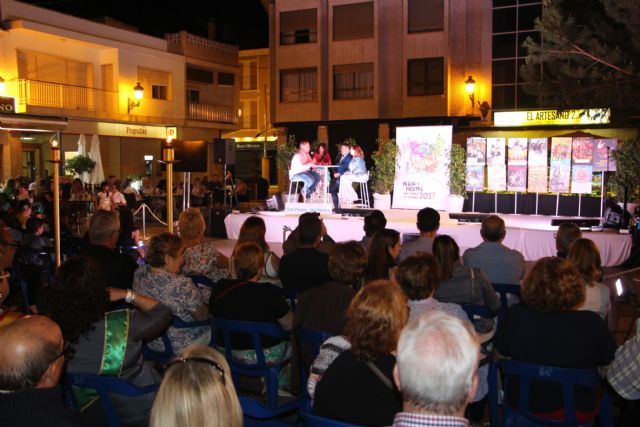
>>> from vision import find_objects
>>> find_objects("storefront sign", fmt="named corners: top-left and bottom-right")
top-left (494, 109), bottom-right (610, 127)
top-left (94, 122), bottom-right (177, 139)
top-left (0, 96), bottom-right (17, 113)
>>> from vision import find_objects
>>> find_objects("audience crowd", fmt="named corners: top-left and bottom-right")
top-left (0, 174), bottom-right (637, 427)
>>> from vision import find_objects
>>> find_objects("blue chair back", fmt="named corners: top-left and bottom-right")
top-left (142, 315), bottom-right (215, 363)
top-left (497, 359), bottom-right (613, 427)
top-left (189, 274), bottom-right (217, 289)
top-left (64, 373), bottom-right (158, 427)
top-left (492, 283), bottom-right (521, 325)
top-left (294, 325), bottom-right (333, 411)
top-left (300, 411), bottom-right (364, 427)
top-left (214, 318), bottom-right (300, 419)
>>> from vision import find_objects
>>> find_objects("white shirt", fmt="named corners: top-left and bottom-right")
top-left (289, 151), bottom-right (312, 178)
top-left (110, 191), bottom-right (126, 206)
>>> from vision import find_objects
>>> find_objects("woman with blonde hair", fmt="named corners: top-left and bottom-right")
top-left (567, 238), bottom-right (610, 319)
top-left (232, 215), bottom-right (280, 283)
top-left (338, 145), bottom-right (368, 205)
top-left (150, 345), bottom-right (242, 427)
top-left (178, 207), bottom-right (229, 281)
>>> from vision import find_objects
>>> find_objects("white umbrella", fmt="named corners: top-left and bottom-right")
top-left (88, 134), bottom-right (105, 185)
top-left (77, 134), bottom-right (89, 183)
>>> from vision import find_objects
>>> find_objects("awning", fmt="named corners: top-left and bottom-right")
top-left (0, 112), bottom-right (67, 132)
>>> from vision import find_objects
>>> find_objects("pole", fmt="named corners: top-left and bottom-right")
top-left (50, 132), bottom-right (62, 267)
top-left (163, 140), bottom-right (175, 233)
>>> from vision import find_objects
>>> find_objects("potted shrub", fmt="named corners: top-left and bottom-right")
top-left (370, 138), bottom-right (397, 210)
top-left (276, 135), bottom-right (299, 187)
top-left (609, 138), bottom-right (640, 215)
top-left (447, 144), bottom-right (467, 212)
top-left (64, 155), bottom-right (96, 183)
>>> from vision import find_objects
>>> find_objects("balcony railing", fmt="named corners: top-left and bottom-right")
top-left (9, 79), bottom-right (118, 114)
top-left (187, 102), bottom-right (239, 124)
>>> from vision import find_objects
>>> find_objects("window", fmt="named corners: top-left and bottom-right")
top-left (241, 100), bottom-right (258, 129)
top-left (407, 58), bottom-right (444, 96)
top-left (138, 67), bottom-right (172, 100)
top-left (333, 63), bottom-right (374, 99)
top-left (218, 72), bottom-right (235, 86)
top-left (17, 50), bottom-right (92, 86)
top-left (187, 89), bottom-right (199, 103)
top-left (187, 66), bottom-right (214, 84)
top-left (280, 8), bottom-right (317, 45)
top-left (408, 0), bottom-right (444, 33)
top-left (333, 2), bottom-right (374, 41)
top-left (280, 68), bottom-right (317, 102)
top-left (242, 61), bottom-right (258, 90)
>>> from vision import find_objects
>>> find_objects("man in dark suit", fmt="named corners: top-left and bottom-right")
top-left (329, 142), bottom-right (353, 211)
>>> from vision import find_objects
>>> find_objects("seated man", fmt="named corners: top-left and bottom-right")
top-left (392, 311), bottom-right (480, 426)
top-left (279, 213), bottom-right (332, 294)
top-left (0, 316), bottom-right (90, 427)
top-left (329, 142), bottom-right (352, 210)
top-left (608, 318), bottom-right (640, 400)
top-left (283, 212), bottom-right (336, 256)
top-left (289, 141), bottom-right (320, 201)
top-left (555, 222), bottom-right (582, 258)
top-left (399, 207), bottom-right (440, 262)
top-left (463, 215), bottom-right (525, 285)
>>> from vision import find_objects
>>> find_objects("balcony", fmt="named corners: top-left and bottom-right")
top-left (8, 79), bottom-right (118, 115)
top-left (187, 102), bottom-right (239, 124)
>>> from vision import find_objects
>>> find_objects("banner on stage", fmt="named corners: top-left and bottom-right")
top-left (507, 165), bottom-right (527, 192)
top-left (488, 164), bottom-right (506, 191)
top-left (393, 126), bottom-right (452, 210)
top-left (571, 165), bottom-right (593, 194)
top-left (507, 138), bottom-right (528, 165)
top-left (593, 139), bottom-right (617, 171)
top-left (528, 165), bottom-right (548, 193)
top-left (466, 138), bottom-right (486, 166)
top-left (487, 138), bottom-right (506, 192)
top-left (549, 137), bottom-right (572, 193)
top-left (572, 137), bottom-right (593, 164)
top-left (465, 165), bottom-right (484, 191)
top-left (528, 138), bottom-right (548, 166)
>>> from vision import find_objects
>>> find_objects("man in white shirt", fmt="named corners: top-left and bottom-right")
top-left (289, 141), bottom-right (320, 200)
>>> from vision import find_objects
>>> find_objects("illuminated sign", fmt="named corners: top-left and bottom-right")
top-left (494, 109), bottom-right (610, 127)
top-left (94, 122), bottom-right (178, 139)
top-left (0, 96), bottom-right (17, 113)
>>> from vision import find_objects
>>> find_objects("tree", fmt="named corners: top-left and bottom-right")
top-left (521, 0), bottom-right (640, 123)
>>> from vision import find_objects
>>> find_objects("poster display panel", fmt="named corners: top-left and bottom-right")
top-left (507, 165), bottom-right (527, 192)
top-left (507, 138), bottom-right (528, 165)
top-left (465, 165), bottom-right (485, 191)
top-left (488, 164), bottom-right (507, 191)
top-left (593, 139), bottom-right (617, 171)
top-left (549, 137), bottom-right (572, 193)
top-left (466, 138), bottom-right (486, 166)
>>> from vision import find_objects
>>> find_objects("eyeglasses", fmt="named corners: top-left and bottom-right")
top-left (168, 357), bottom-right (225, 384)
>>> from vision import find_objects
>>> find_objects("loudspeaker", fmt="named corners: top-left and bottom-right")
top-left (550, 217), bottom-right (601, 228)
top-left (208, 207), bottom-right (230, 238)
top-left (213, 138), bottom-right (236, 165)
top-left (449, 213), bottom-right (490, 223)
top-left (266, 193), bottom-right (285, 211)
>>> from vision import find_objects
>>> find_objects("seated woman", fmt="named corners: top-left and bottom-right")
top-left (48, 256), bottom-right (172, 426)
top-left (338, 145), bottom-right (367, 204)
top-left (312, 280), bottom-right (407, 426)
top-left (312, 143), bottom-right (331, 166)
top-left (433, 234), bottom-right (500, 332)
top-left (363, 228), bottom-right (401, 282)
top-left (133, 233), bottom-right (212, 353)
top-left (178, 208), bottom-right (229, 282)
top-left (231, 216), bottom-right (280, 284)
top-left (150, 345), bottom-right (242, 427)
top-left (495, 257), bottom-right (617, 414)
top-left (567, 238), bottom-right (610, 319)
top-left (96, 181), bottom-right (112, 211)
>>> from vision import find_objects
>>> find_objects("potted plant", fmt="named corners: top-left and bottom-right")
top-left (64, 155), bottom-right (96, 183)
top-left (447, 144), bottom-right (467, 212)
top-left (370, 138), bottom-right (397, 210)
top-left (276, 135), bottom-right (299, 187)
top-left (609, 138), bottom-right (640, 215)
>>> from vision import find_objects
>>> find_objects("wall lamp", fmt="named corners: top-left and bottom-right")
top-left (464, 75), bottom-right (476, 111)
top-left (127, 82), bottom-right (144, 114)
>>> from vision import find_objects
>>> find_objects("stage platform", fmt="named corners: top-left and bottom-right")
top-left (224, 209), bottom-right (633, 267)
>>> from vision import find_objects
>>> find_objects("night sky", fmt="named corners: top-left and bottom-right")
top-left (21, 0), bottom-right (269, 49)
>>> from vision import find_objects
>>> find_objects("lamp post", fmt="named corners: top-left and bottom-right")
top-left (162, 136), bottom-right (175, 233)
top-left (465, 75), bottom-right (476, 112)
top-left (127, 82), bottom-right (144, 114)
top-left (49, 133), bottom-right (62, 267)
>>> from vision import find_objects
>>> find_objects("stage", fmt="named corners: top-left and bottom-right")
top-left (223, 210), bottom-right (633, 267)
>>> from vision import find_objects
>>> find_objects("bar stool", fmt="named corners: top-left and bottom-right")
top-left (287, 179), bottom-right (305, 203)
top-left (344, 173), bottom-right (371, 209)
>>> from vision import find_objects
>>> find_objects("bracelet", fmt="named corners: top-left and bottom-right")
top-left (125, 289), bottom-right (136, 304)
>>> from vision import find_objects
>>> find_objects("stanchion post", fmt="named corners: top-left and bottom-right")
top-left (162, 139), bottom-right (175, 233)
top-left (49, 133), bottom-right (62, 267)
top-left (142, 205), bottom-right (146, 238)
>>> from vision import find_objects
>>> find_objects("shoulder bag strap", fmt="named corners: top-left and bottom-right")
top-left (263, 251), bottom-right (278, 279)
top-left (366, 361), bottom-right (395, 392)
top-left (214, 281), bottom-right (250, 303)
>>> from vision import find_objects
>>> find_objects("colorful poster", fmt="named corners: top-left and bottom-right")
top-left (507, 165), bottom-right (527, 192)
top-left (465, 165), bottom-right (484, 191)
top-left (466, 138), bottom-right (486, 166)
top-left (488, 164), bottom-right (506, 191)
top-left (486, 138), bottom-right (506, 166)
top-left (527, 165), bottom-right (548, 193)
top-left (549, 164), bottom-right (571, 193)
top-left (571, 137), bottom-right (593, 164)
top-left (528, 138), bottom-right (548, 166)
top-left (550, 137), bottom-right (572, 162)
top-left (593, 139), bottom-right (617, 171)
top-left (507, 138), bottom-right (528, 165)
top-left (393, 126), bottom-right (452, 210)
top-left (571, 165), bottom-right (593, 194)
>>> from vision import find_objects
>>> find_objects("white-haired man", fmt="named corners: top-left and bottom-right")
top-left (392, 311), bottom-right (480, 426)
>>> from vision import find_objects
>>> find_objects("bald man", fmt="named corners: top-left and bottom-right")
top-left (0, 316), bottom-right (91, 426)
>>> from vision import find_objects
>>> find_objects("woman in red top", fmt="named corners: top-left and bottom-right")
top-left (312, 143), bottom-right (331, 165)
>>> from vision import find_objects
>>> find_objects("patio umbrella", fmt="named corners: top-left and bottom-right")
top-left (88, 134), bottom-right (104, 185)
top-left (77, 134), bottom-right (89, 183)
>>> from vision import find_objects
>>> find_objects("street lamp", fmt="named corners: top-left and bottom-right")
top-left (465, 75), bottom-right (476, 111)
top-left (161, 137), bottom-right (176, 233)
top-left (127, 82), bottom-right (144, 114)
top-left (49, 133), bottom-right (62, 267)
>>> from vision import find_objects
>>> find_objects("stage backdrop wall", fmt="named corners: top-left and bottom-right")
top-left (393, 125), bottom-right (452, 210)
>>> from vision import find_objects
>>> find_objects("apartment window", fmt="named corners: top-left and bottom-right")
top-left (241, 100), bottom-right (258, 129)
top-left (218, 72), bottom-right (235, 86)
top-left (138, 67), bottom-right (172, 100)
top-left (408, 0), bottom-right (444, 33)
top-left (407, 58), bottom-right (444, 96)
top-left (186, 66), bottom-right (214, 84)
top-left (280, 8), bottom-right (317, 45)
top-left (17, 50), bottom-right (92, 87)
top-left (334, 63), bottom-right (374, 99)
top-left (187, 89), bottom-right (200, 103)
top-left (242, 61), bottom-right (258, 90)
top-left (280, 68), bottom-right (317, 102)
top-left (333, 2), bottom-right (374, 41)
